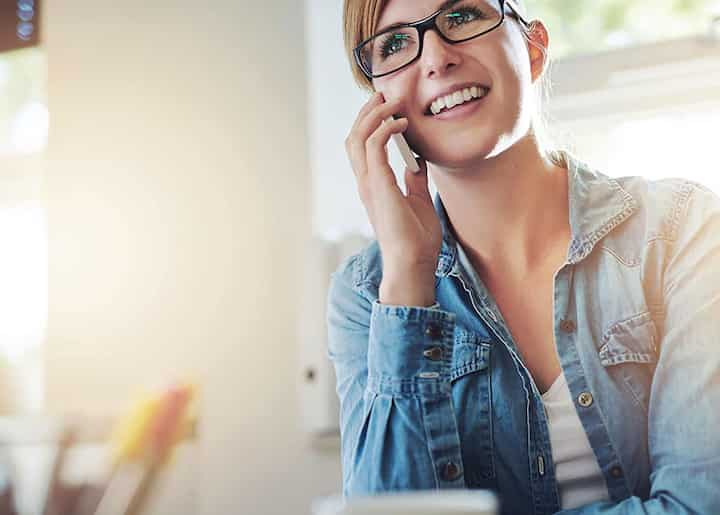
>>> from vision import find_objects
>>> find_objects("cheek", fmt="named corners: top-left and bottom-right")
top-left (504, 38), bottom-right (533, 90)
top-left (485, 29), bottom-right (528, 87)
top-left (373, 76), bottom-right (415, 110)
top-left (486, 56), bottom-right (528, 120)
top-left (373, 78), bottom-right (391, 97)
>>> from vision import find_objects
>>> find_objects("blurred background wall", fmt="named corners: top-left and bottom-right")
top-left (44, 1), bottom-right (340, 514)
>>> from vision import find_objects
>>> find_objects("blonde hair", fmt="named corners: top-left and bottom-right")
top-left (342, 0), bottom-right (567, 169)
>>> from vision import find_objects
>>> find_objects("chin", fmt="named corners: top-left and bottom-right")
top-left (417, 136), bottom-right (498, 170)
top-left (409, 120), bottom-right (498, 164)
top-left (432, 153), bottom-right (490, 171)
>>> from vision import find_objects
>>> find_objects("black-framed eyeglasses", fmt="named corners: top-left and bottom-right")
top-left (353, 0), bottom-right (529, 79)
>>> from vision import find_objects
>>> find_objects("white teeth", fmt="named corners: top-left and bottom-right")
top-left (445, 94), bottom-right (456, 109)
top-left (429, 86), bottom-right (488, 116)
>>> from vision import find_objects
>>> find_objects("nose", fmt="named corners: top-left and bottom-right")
top-left (418, 29), bottom-right (460, 77)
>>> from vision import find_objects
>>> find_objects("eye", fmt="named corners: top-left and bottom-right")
top-left (444, 7), bottom-right (485, 28)
top-left (379, 32), bottom-right (412, 59)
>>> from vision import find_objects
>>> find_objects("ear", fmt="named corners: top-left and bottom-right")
top-left (525, 20), bottom-right (549, 83)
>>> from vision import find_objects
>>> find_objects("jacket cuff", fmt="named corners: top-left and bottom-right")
top-left (367, 300), bottom-right (456, 385)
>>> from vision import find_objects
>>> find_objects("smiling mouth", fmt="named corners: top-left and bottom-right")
top-left (424, 85), bottom-right (491, 116)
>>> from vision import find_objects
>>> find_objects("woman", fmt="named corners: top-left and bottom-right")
top-left (327, 0), bottom-right (720, 513)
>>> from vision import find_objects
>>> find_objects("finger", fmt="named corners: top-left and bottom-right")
top-left (347, 92), bottom-right (385, 147)
top-left (355, 96), bottom-right (404, 144)
top-left (351, 92), bottom-right (384, 133)
top-left (366, 117), bottom-right (408, 184)
top-left (347, 135), bottom-right (368, 181)
top-left (404, 158), bottom-right (431, 200)
top-left (347, 97), bottom-right (404, 181)
top-left (346, 93), bottom-right (390, 180)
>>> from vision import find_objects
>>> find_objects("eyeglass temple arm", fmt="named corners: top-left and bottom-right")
top-left (505, 0), bottom-right (530, 27)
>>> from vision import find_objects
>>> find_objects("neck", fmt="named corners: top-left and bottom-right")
top-left (429, 134), bottom-right (571, 277)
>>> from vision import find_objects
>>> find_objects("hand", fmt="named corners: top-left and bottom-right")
top-left (345, 92), bottom-right (442, 304)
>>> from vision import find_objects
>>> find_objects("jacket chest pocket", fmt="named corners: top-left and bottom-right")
top-left (450, 326), bottom-right (491, 381)
top-left (450, 325), bottom-right (495, 485)
top-left (599, 312), bottom-right (659, 413)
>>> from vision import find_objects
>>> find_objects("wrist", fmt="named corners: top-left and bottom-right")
top-left (379, 269), bottom-right (436, 307)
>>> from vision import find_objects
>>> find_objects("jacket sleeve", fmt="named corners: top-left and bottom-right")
top-left (326, 255), bottom-right (466, 497)
top-left (558, 183), bottom-right (720, 514)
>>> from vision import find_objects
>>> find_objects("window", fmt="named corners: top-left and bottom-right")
top-left (539, 1), bottom-right (720, 191)
top-left (560, 106), bottom-right (720, 193)
top-left (529, 0), bottom-right (720, 59)
top-left (0, 47), bottom-right (47, 156)
top-left (0, 1), bottom-right (46, 413)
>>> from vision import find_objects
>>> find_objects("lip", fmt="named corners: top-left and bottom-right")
top-left (423, 81), bottom-right (490, 114)
top-left (428, 89), bottom-right (489, 121)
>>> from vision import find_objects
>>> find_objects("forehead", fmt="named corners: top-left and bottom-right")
top-left (376, 0), bottom-right (462, 32)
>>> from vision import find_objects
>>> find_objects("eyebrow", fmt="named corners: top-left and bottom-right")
top-left (375, 0), bottom-right (462, 33)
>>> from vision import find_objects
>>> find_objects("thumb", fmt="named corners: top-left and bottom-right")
top-left (404, 158), bottom-right (431, 200)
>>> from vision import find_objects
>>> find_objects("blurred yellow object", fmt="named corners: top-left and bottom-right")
top-left (96, 383), bottom-right (198, 515)
top-left (109, 382), bottom-right (197, 467)
top-left (109, 394), bottom-right (162, 466)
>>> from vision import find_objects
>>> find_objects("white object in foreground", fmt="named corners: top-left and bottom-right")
top-left (312, 490), bottom-right (498, 515)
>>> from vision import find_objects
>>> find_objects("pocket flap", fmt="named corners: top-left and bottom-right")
top-left (451, 325), bottom-right (491, 381)
top-left (599, 312), bottom-right (658, 366)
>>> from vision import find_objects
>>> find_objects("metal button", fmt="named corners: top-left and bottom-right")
top-left (423, 347), bottom-right (443, 361)
top-left (442, 461), bottom-right (462, 481)
top-left (425, 323), bottom-right (443, 340)
top-left (610, 466), bottom-right (623, 478)
top-left (559, 319), bottom-right (576, 333)
top-left (578, 391), bottom-right (594, 407)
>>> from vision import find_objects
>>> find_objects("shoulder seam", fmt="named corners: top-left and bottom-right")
top-left (666, 180), bottom-right (696, 242)
top-left (661, 181), bottom-right (706, 301)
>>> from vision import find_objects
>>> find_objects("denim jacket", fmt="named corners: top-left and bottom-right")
top-left (326, 151), bottom-right (720, 515)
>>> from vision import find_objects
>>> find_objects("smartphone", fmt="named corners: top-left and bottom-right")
top-left (386, 116), bottom-right (421, 173)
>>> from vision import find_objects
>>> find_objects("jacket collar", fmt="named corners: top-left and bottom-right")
top-left (433, 150), bottom-right (638, 277)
